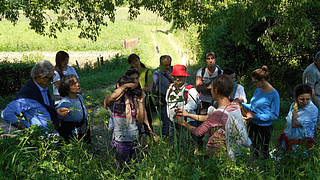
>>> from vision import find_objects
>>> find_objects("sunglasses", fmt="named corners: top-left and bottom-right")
top-left (297, 98), bottom-right (311, 103)
top-left (44, 74), bottom-right (55, 82)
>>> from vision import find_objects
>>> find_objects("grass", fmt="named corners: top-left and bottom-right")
top-left (1, 55), bottom-right (319, 179)
top-left (0, 7), bottom-right (186, 68)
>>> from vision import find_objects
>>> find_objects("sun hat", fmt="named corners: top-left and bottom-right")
top-left (169, 64), bottom-right (189, 76)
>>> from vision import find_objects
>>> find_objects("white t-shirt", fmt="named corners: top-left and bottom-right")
top-left (196, 66), bottom-right (223, 103)
top-left (52, 66), bottom-right (79, 96)
top-left (232, 83), bottom-right (247, 103)
top-left (166, 84), bottom-right (199, 123)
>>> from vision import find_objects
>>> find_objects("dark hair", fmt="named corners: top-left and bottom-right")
top-left (59, 74), bottom-right (77, 97)
top-left (211, 75), bottom-right (233, 98)
top-left (160, 55), bottom-right (172, 64)
top-left (293, 84), bottom-right (312, 100)
top-left (55, 51), bottom-right (69, 78)
top-left (118, 75), bottom-right (133, 86)
top-left (117, 75), bottom-right (142, 97)
top-left (223, 68), bottom-right (235, 75)
top-left (125, 68), bottom-right (139, 77)
top-left (252, 65), bottom-right (269, 81)
top-left (205, 51), bottom-right (217, 60)
top-left (127, 53), bottom-right (146, 68)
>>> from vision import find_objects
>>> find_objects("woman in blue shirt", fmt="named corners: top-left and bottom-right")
top-left (242, 65), bottom-right (280, 159)
top-left (55, 75), bottom-right (90, 143)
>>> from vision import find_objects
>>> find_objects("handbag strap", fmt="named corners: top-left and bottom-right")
top-left (78, 96), bottom-right (86, 123)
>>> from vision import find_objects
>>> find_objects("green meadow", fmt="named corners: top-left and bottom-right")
top-left (0, 8), bottom-right (185, 68)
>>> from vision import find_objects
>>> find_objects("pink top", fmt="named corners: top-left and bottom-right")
top-left (191, 104), bottom-right (240, 153)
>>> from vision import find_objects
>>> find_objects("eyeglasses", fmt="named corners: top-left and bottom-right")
top-left (297, 98), bottom-right (311, 103)
top-left (44, 74), bottom-right (55, 82)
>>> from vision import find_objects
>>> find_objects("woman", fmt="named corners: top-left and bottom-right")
top-left (55, 75), bottom-right (90, 142)
top-left (176, 75), bottom-right (250, 157)
top-left (127, 54), bottom-right (154, 135)
top-left (278, 84), bottom-right (318, 152)
top-left (104, 74), bottom-right (145, 163)
top-left (243, 65), bottom-right (280, 159)
top-left (53, 51), bottom-right (79, 105)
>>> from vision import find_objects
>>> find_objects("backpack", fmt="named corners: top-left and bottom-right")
top-left (216, 108), bottom-right (251, 160)
top-left (200, 65), bottom-right (222, 79)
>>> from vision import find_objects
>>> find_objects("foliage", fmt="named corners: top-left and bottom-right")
top-left (0, 0), bottom-right (115, 40)
top-left (0, 60), bottom-right (35, 97)
top-left (123, 0), bottom-right (319, 94)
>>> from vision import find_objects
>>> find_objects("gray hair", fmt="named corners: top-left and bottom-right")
top-left (31, 60), bottom-right (54, 79)
top-left (315, 51), bottom-right (320, 62)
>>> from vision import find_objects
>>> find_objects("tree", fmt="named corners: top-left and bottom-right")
top-left (0, 0), bottom-right (116, 40)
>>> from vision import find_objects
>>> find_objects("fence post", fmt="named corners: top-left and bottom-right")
top-left (100, 56), bottom-right (104, 65)
top-left (76, 60), bottom-right (80, 71)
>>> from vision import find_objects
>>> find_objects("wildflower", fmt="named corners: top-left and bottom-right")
top-left (99, 136), bottom-right (102, 139)
top-left (88, 109), bottom-right (92, 113)
top-left (105, 120), bottom-right (109, 124)
top-left (86, 96), bottom-right (90, 99)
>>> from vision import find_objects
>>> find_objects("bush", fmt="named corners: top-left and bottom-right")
top-left (0, 60), bottom-right (35, 97)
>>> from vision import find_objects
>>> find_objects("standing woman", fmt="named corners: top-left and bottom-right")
top-left (127, 54), bottom-right (154, 135)
top-left (243, 65), bottom-right (280, 159)
top-left (55, 75), bottom-right (90, 142)
top-left (53, 51), bottom-right (79, 105)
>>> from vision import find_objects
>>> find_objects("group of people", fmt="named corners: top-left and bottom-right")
top-left (1, 50), bottom-right (320, 165)
top-left (1, 51), bottom-right (90, 142)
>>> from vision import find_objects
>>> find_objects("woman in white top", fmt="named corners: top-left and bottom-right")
top-left (53, 51), bottom-right (79, 105)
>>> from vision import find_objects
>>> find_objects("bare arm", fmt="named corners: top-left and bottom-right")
top-left (196, 76), bottom-right (210, 94)
top-left (176, 116), bottom-right (194, 131)
top-left (104, 83), bottom-right (137, 109)
top-left (136, 91), bottom-right (145, 124)
top-left (176, 109), bottom-right (208, 122)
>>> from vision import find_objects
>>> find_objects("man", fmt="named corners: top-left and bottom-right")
top-left (1, 60), bottom-right (57, 129)
top-left (196, 51), bottom-right (223, 114)
top-left (153, 55), bottom-right (173, 136)
top-left (303, 51), bottom-right (320, 109)
top-left (165, 64), bottom-right (201, 152)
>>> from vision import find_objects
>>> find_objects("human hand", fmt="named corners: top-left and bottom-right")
top-left (244, 111), bottom-right (254, 119)
top-left (176, 116), bottom-right (187, 125)
top-left (123, 83), bottom-right (138, 89)
top-left (233, 98), bottom-right (244, 104)
top-left (293, 101), bottom-right (298, 110)
top-left (57, 108), bottom-right (70, 117)
top-left (175, 109), bottom-right (189, 117)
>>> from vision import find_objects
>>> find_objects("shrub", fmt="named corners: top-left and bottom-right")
top-left (0, 60), bottom-right (35, 97)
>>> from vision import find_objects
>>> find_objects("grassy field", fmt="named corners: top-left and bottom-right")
top-left (0, 8), bottom-right (184, 68)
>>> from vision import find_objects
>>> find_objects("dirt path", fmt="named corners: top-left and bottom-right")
top-left (0, 51), bottom-right (121, 67)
